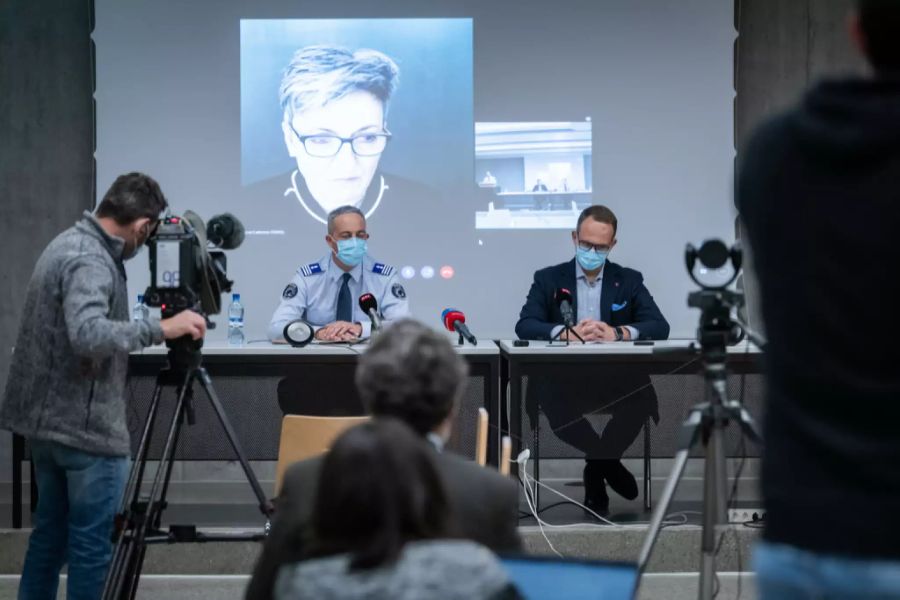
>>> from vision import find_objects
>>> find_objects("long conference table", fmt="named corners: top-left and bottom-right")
top-left (9, 339), bottom-right (764, 527)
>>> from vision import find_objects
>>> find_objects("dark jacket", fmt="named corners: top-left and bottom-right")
top-left (0, 212), bottom-right (163, 456)
top-left (246, 448), bottom-right (522, 600)
top-left (738, 76), bottom-right (900, 559)
top-left (515, 259), bottom-right (669, 341)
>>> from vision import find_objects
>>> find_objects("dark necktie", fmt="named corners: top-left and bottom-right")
top-left (336, 272), bottom-right (352, 322)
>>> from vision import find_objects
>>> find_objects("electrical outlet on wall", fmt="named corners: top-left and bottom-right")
top-left (727, 508), bottom-right (766, 524)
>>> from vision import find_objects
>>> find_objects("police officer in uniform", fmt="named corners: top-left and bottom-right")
top-left (268, 205), bottom-right (409, 342)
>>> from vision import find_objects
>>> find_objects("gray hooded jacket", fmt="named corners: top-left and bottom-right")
top-left (0, 212), bottom-right (163, 456)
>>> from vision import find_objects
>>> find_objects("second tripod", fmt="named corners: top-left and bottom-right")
top-left (102, 342), bottom-right (274, 600)
top-left (636, 240), bottom-right (763, 600)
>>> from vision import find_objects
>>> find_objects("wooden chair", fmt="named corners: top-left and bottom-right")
top-left (274, 415), bottom-right (369, 495)
top-left (476, 408), bottom-right (514, 476)
top-left (476, 407), bottom-right (489, 466)
top-left (499, 436), bottom-right (512, 476)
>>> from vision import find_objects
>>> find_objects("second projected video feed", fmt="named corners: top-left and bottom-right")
top-left (239, 18), bottom-right (473, 252)
top-left (474, 121), bottom-right (593, 230)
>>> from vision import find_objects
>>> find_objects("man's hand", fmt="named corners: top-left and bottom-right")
top-left (562, 319), bottom-right (600, 341)
top-left (315, 321), bottom-right (362, 342)
top-left (592, 321), bottom-right (618, 341)
top-left (563, 319), bottom-right (617, 342)
top-left (160, 310), bottom-right (207, 340)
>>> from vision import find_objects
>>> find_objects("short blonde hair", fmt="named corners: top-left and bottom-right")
top-left (279, 45), bottom-right (399, 121)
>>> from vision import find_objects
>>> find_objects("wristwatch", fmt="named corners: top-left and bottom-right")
top-left (614, 326), bottom-right (624, 342)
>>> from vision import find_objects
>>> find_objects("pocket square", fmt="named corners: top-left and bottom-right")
top-left (611, 301), bottom-right (628, 312)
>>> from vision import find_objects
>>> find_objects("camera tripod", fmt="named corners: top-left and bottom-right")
top-left (102, 339), bottom-right (274, 600)
top-left (635, 290), bottom-right (762, 600)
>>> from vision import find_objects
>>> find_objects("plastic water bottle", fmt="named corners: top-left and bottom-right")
top-left (228, 293), bottom-right (244, 347)
top-left (132, 294), bottom-right (149, 322)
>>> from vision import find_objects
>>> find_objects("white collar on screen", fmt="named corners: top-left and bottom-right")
top-left (284, 171), bottom-right (388, 225)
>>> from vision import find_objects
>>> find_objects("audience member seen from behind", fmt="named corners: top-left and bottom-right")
top-left (245, 319), bottom-right (521, 600)
top-left (274, 419), bottom-right (519, 600)
top-left (739, 0), bottom-right (900, 597)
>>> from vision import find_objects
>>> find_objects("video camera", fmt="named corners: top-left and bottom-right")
top-left (685, 239), bottom-right (746, 354)
top-left (144, 211), bottom-right (245, 320)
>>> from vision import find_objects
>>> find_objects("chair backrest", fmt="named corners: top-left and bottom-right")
top-left (476, 407), bottom-right (489, 466)
top-left (275, 415), bottom-right (370, 494)
top-left (500, 436), bottom-right (512, 476)
top-left (500, 556), bottom-right (638, 600)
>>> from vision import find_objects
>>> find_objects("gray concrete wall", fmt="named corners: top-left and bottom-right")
top-left (736, 0), bottom-right (865, 145)
top-left (734, 0), bottom-right (866, 332)
top-left (0, 0), bottom-right (95, 481)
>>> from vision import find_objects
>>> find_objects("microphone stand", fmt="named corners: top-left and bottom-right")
top-left (550, 316), bottom-right (584, 346)
top-left (367, 309), bottom-right (382, 335)
top-left (454, 325), bottom-right (477, 346)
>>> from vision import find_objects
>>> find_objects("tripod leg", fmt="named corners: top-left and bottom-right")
top-left (105, 369), bottom-right (194, 600)
top-left (732, 403), bottom-right (763, 445)
top-left (636, 446), bottom-right (690, 574)
top-left (153, 385), bottom-right (191, 531)
top-left (699, 424), bottom-right (728, 600)
top-left (123, 381), bottom-right (164, 514)
top-left (104, 379), bottom-right (164, 600)
top-left (636, 401), bottom-right (709, 577)
top-left (131, 370), bottom-right (194, 596)
top-left (195, 368), bottom-right (274, 517)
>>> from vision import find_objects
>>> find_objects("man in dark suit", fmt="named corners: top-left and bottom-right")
top-left (245, 319), bottom-right (521, 600)
top-left (515, 205), bottom-right (669, 514)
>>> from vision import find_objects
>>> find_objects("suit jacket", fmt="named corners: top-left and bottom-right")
top-left (245, 449), bottom-right (522, 600)
top-left (515, 259), bottom-right (669, 341)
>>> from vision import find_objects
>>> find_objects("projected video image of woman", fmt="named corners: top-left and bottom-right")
top-left (279, 45), bottom-right (397, 222)
top-left (240, 19), bottom-right (473, 248)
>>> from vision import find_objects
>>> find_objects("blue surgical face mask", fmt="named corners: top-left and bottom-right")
top-left (576, 246), bottom-right (609, 271)
top-left (335, 237), bottom-right (367, 267)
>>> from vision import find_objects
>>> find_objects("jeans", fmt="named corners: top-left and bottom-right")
top-left (755, 541), bottom-right (900, 599)
top-left (19, 439), bottom-right (129, 600)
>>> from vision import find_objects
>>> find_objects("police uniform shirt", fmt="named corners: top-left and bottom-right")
top-left (268, 253), bottom-right (410, 341)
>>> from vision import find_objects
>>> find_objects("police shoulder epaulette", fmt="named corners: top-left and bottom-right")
top-left (299, 262), bottom-right (323, 277)
top-left (371, 263), bottom-right (394, 277)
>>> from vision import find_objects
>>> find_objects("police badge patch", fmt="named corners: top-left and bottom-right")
top-left (391, 283), bottom-right (407, 299)
top-left (282, 283), bottom-right (298, 299)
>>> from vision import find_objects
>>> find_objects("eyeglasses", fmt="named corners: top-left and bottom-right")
top-left (577, 240), bottom-right (611, 253)
top-left (290, 124), bottom-right (392, 158)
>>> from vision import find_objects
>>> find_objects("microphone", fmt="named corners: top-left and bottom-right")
top-left (555, 288), bottom-right (575, 327)
top-left (358, 293), bottom-right (382, 332)
top-left (206, 213), bottom-right (245, 249)
top-left (441, 308), bottom-right (477, 345)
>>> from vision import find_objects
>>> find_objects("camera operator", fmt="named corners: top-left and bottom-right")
top-left (0, 172), bottom-right (206, 599)
top-left (738, 1), bottom-right (900, 596)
